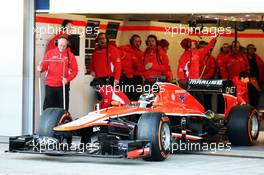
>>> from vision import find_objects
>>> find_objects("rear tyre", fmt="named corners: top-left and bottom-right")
top-left (227, 105), bottom-right (259, 146)
top-left (137, 112), bottom-right (171, 161)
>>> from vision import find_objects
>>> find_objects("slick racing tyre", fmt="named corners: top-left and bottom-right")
top-left (227, 105), bottom-right (259, 146)
top-left (137, 112), bottom-right (171, 161)
top-left (37, 108), bottom-right (72, 141)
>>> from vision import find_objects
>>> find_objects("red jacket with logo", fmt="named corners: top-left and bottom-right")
top-left (177, 38), bottom-right (216, 79)
top-left (46, 32), bottom-right (69, 54)
top-left (90, 44), bottom-right (121, 81)
top-left (119, 44), bottom-right (145, 76)
top-left (216, 52), bottom-right (229, 79)
top-left (232, 76), bottom-right (249, 104)
top-left (142, 47), bottom-right (170, 82)
top-left (219, 52), bottom-right (249, 80)
top-left (41, 48), bottom-right (78, 87)
top-left (118, 48), bottom-right (134, 78)
top-left (200, 55), bottom-right (216, 79)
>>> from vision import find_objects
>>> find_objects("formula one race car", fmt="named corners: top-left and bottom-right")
top-left (8, 79), bottom-right (260, 161)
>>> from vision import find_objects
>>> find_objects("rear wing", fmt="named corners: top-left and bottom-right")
top-left (179, 79), bottom-right (235, 95)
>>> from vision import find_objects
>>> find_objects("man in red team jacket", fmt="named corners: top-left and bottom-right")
top-left (143, 34), bottom-right (170, 84)
top-left (177, 37), bottom-right (217, 80)
top-left (246, 44), bottom-right (264, 108)
top-left (90, 33), bottom-right (121, 86)
top-left (38, 36), bottom-right (78, 110)
top-left (158, 39), bottom-right (173, 81)
top-left (119, 34), bottom-right (145, 100)
top-left (197, 40), bottom-right (217, 110)
top-left (197, 40), bottom-right (216, 79)
top-left (232, 71), bottom-right (250, 105)
top-left (119, 34), bottom-right (144, 78)
top-left (217, 41), bottom-right (249, 80)
top-left (216, 43), bottom-right (230, 79)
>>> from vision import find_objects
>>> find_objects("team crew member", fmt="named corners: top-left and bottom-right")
top-left (143, 34), bottom-right (170, 85)
top-left (216, 43), bottom-right (230, 79)
top-left (177, 37), bottom-right (217, 80)
top-left (119, 34), bottom-right (145, 100)
top-left (90, 33), bottom-right (121, 86)
top-left (232, 71), bottom-right (250, 105)
top-left (46, 19), bottom-right (73, 53)
top-left (158, 39), bottom-right (173, 81)
top-left (118, 45), bottom-right (136, 100)
top-left (215, 43), bottom-right (230, 112)
top-left (218, 41), bottom-right (249, 80)
top-left (246, 44), bottom-right (264, 108)
top-left (38, 36), bottom-right (78, 110)
top-left (119, 34), bottom-right (145, 80)
top-left (198, 41), bottom-right (216, 79)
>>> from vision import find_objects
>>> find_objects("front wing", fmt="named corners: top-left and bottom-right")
top-left (7, 135), bottom-right (151, 159)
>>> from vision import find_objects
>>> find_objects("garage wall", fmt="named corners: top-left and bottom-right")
top-left (0, 0), bottom-right (25, 136)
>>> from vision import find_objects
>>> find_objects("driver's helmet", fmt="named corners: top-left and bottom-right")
top-left (138, 93), bottom-right (155, 108)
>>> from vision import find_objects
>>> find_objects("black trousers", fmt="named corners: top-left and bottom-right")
top-left (248, 84), bottom-right (259, 108)
top-left (43, 84), bottom-right (70, 111)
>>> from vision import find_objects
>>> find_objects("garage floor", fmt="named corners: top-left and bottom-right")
top-left (1, 132), bottom-right (264, 175)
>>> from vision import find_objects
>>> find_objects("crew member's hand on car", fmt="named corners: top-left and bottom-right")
top-left (145, 63), bottom-right (153, 70)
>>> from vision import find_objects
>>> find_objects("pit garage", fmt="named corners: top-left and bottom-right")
top-left (1, 0), bottom-right (264, 174)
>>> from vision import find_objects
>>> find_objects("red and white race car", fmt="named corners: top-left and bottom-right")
top-left (8, 79), bottom-right (260, 161)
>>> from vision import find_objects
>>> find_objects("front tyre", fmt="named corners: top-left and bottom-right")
top-left (37, 108), bottom-right (72, 141)
top-left (137, 112), bottom-right (171, 161)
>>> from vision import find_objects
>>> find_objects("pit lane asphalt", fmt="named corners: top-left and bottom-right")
top-left (1, 132), bottom-right (264, 175)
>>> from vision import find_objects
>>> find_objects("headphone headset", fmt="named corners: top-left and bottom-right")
top-left (54, 35), bottom-right (71, 48)
top-left (95, 33), bottom-right (109, 43)
top-left (145, 34), bottom-right (158, 46)
top-left (129, 34), bottom-right (141, 45)
top-left (247, 44), bottom-right (257, 52)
